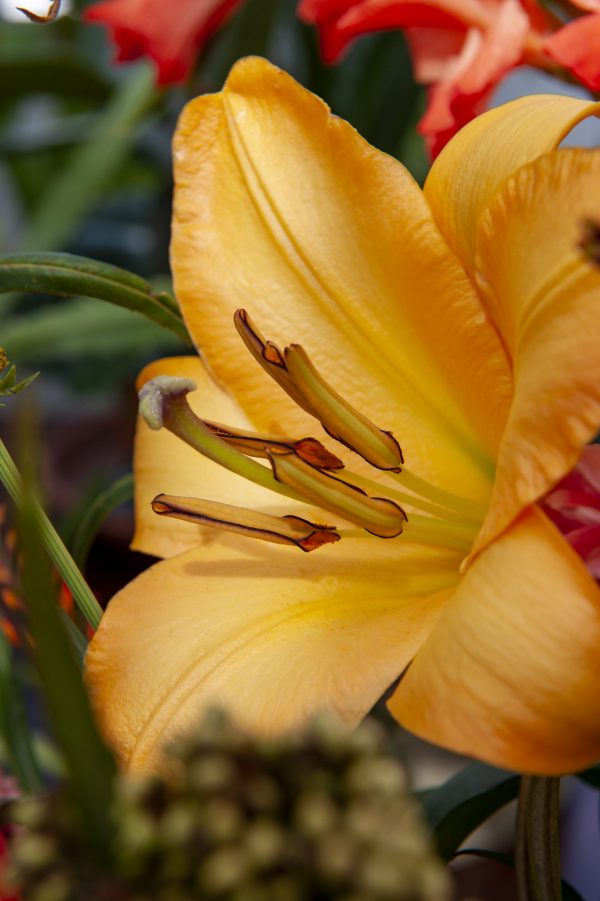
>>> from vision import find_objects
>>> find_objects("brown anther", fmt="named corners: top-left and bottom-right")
top-left (202, 421), bottom-right (344, 471)
top-left (235, 311), bottom-right (404, 472)
top-left (284, 344), bottom-right (404, 472)
top-left (267, 449), bottom-right (407, 539)
top-left (151, 494), bottom-right (340, 552)
top-left (233, 310), bottom-right (314, 415)
top-left (17, 0), bottom-right (61, 22)
top-left (293, 438), bottom-right (344, 470)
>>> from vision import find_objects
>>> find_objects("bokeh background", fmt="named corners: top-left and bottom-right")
top-left (1, 2), bottom-right (599, 896)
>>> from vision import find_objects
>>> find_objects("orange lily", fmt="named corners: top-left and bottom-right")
top-left (85, 58), bottom-right (600, 777)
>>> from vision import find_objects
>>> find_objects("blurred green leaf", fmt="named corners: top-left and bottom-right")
top-left (70, 473), bottom-right (133, 570)
top-left (0, 252), bottom-right (190, 343)
top-left (0, 630), bottom-right (43, 792)
top-left (0, 439), bottom-right (103, 629)
top-left (2, 298), bottom-right (185, 364)
top-left (418, 762), bottom-right (519, 860)
top-left (18, 423), bottom-right (116, 853)
top-left (20, 64), bottom-right (156, 253)
top-left (0, 49), bottom-right (110, 103)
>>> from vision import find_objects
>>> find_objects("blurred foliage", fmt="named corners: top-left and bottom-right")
top-left (0, 0), bottom-right (425, 396)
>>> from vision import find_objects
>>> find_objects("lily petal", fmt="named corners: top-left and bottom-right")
top-left (424, 94), bottom-right (600, 275)
top-left (389, 506), bottom-right (600, 774)
top-left (133, 356), bottom-right (297, 559)
top-left (85, 538), bottom-right (460, 773)
top-left (475, 149), bottom-right (600, 549)
top-left (172, 56), bottom-right (511, 498)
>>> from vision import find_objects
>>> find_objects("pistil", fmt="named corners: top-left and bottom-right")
top-left (138, 376), bottom-right (303, 504)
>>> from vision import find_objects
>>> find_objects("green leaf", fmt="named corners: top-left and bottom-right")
top-left (0, 438), bottom-right (103, 629)
top-left (19, 64), bottom-right (156, 254)
top-left (18, 438), bottom-right (116, 854)
top-left (0, 630), bottom-right (43, 793)
top-left (0, 252), bottom-right (190, 344)
top-left (418, 762), bottom-right (519, 860)
top-left (0, 49), bottom-right (110, 103)
top-left (70, 474), bottom-right (133, 570)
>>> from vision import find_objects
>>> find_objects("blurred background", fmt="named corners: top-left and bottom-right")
top-left (1, 2), bottom-right (599, 897)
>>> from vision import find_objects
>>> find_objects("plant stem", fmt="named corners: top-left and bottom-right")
top-left (516, 776), bottom-right (561, 901)
top-left (0, 438), bottom-right (103, 629)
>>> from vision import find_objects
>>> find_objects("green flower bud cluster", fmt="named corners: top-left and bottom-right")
top-left (5, 712), bottom-right (450, 900)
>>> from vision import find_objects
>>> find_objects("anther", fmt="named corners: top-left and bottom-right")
top-left (267, 448), bottom-right (407, 539)
top-left (202, 421), bottom-right (344, 471)
top-left (284, 344), bottom-right (404, 471)
top-left (234, 310), bottom-right (404, 472)
top-left (152, 494), bottom-right (340, 552)
top-left (233, 310), bottom-right (313, 415)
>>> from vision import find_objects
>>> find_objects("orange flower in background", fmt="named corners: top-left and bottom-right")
top-left (298, 0), bottom-right (600, 156)
top-left (85, 58), bottom-right (600, 778)
top-left (84, 0), bottom-right (244, 85)
top-left (545, 0), bottom-right (600, 92)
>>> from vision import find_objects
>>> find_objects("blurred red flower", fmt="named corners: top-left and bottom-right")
top-left (0, 835), bottom-right (18, 901)
top-left (84, 0), bottom-right (244, 85)
top-left (298, 0), bottom-right (559, 156)
top-left (545, 0), bottom-right (600, 91)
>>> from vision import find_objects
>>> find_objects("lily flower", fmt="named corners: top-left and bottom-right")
top-left (85, 57), bottom-right (600, 777)
top-left (299, 0), bottom-right (555, 156)
top-left (84, 0), bottom-right (244, 85)
top-left (544, 0), bottom-right (600, 93)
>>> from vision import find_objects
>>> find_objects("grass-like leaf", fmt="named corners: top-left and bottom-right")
top-left (18, 426), bottom-right (116, 855)
top-left (418, 762), bottom-right (519, 860)
top-left (0, 252), bottom-right (190, 343)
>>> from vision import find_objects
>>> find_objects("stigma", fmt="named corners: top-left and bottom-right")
top-left (138, 312), bottom-right (485, 553)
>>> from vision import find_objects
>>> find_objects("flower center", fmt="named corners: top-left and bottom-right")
top-left (139, 311), bottom-right (486, 555)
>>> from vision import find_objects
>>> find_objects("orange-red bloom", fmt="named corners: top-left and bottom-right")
top-left (299, 0), bottom-right (564, 156)
top-left (545, 1), bottom-right (600, 92)
top-left (84, 0), bottom-right (244, 85)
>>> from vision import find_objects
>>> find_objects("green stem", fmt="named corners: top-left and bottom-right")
top-left (516, 776), bottom-right (562, 901)
top-left (0, 439), bottom-right (103, 629)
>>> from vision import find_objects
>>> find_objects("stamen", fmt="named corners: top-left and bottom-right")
top-left (338, 522), bottom-right (472, 553)
top-left (267, 448), bottom-right (407, 539)
top-left (391, 468), bottom-right (487, 520)
top-left (202, 421), bottom-right (344, 470)
top-left (151, 494), bottom-right (340, 552)
top-left (233, 310), bottom-right (314, 415)
top-left (138, 376), bottom-right (302, 504)
top-left (341, 470), bottom-right (478, 523)
top-left (284, 344), bottom-right (404, 471)
top-left (235, 309), bottom-right (404, 472)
